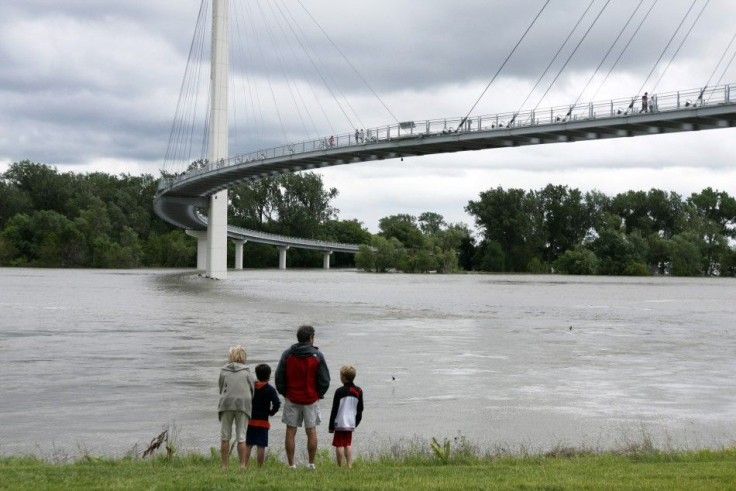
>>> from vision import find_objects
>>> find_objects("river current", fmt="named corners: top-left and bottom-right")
top-left (1, 268), bottom-right (734, 459)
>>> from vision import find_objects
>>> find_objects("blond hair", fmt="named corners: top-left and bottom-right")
top-left (228, 345), bottom-right (246, 364)
top-left (340, 364), bottom-right (356, 381)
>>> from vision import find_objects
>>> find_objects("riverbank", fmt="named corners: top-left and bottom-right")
top-left (2, 446), bottom-right (735, 490)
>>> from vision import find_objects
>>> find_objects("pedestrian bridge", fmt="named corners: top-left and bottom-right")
top-left (154, 83), bottom-right (736, 268)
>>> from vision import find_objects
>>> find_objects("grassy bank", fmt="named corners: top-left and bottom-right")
top-left (2, 447), bottom-right (735, 490)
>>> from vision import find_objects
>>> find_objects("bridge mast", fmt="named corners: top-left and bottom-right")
top-left (206, 0), bottom-right (229, 279)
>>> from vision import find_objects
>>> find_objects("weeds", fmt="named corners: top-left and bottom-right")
top-left (430, 437), bottom-right (451, 463)
top-left (142, 429), bottom-right (170, 459)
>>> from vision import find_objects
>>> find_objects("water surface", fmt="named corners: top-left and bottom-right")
top-left (1, 268), bottom-right (734, 459)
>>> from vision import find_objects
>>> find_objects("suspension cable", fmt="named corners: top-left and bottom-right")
top-left (268, 2), bottom-right (323, 139)
top-left (253, 0), bottom-right (293, 144)
top-left (274, 1), bottom-right (343, 135)
top-left (264, 1), bottom-right (316, 140)
top-left (459, 0), bottom-right (551, 128)
top-left (164, 0), bottom-right (209, 173)
top-left (277, 1), bottom-right (359, 134)
top-left (704, 28), bottom-right (736, 98)
top-left (651, 0), bottom-right (710, 93)
top-left (241, 1), bottom-right (268, 145)
top-left (531, 0), bottom-right (612, 114)
top-left (296, 0), bottom-right (399, 124)
top-left (288, 1), bottom-right (364, 130)
top-left (635, 0), bottom-right (697, 98)
top-left (516, 0), bottom-right (596, 117)
top-left (571, 0), bottom-right (646, 109)
top-left (588, 0), bottom-right (658, 102)
top-left (713, 46), bottom-right (736, 88)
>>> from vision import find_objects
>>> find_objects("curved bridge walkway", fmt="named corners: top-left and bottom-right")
top-left (154, 83), bottom-right (736, 269)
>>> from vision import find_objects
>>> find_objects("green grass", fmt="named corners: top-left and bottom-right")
top-left (2, 447), bottom-right (735, 490)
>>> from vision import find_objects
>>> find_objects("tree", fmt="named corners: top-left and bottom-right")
top-left (466, 187), bottom-right (537, 272)
top-left (591, 228), bottom-right (648, 276)
top-left (355, 236), bottom-right (405, 272)
top-left (319, 219), bottom-right (372, 267)
top-left (473, 240), bottom-right (506, 272)
top-left (355, 243), bottom-right (376, 272)
top-left (229, 177), bottom-right (279, 230)
top-left (670, 233), bottom-right (704, 276)
top-left (0, 180), bottom-right (33, 228)
top-left (319, 219), bottom-right (371, 245)
top-left (378, 214), bottom-right (424, 250)
top-left (272, 173), bottom-right (339, 239)
top-left (553, 248), bottom-right (599, 275)
top-left (2, 160), bottom-right (75, 215)
top-left (418, 212), bottom-right (446, 236)
top-left (534, 184), bottom-right (590, 266)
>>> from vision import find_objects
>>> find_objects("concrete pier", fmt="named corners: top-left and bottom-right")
top-left (322, 251), bottom-right (332, 269)
top-left (278, 246), bottom-right (289, 270)
top-left (232, 239), bottom-right (247, 270)
top-left (185, 230), bottom-right (208, 271)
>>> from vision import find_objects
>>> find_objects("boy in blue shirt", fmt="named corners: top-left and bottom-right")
top-left (244, 364), bottom-right (281, 466)
top-left (328, 364), bottom-right (364, 468)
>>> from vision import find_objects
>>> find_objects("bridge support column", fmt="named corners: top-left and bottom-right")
top-left (185, 230), bottom-right (208, 271)
top-left (322, 251), bottom-right (332, 270)
top-left (278, 246), bottom-right (289, 270)
top-left (206, 191), bottom-right (228, 278)
top-left (232, 239), bottom-right (247, 270)
top-left (205, 0), bottom-right (229, 279)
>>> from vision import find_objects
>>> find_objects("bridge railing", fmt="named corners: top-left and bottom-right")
top-left (194, 211), bottom-right (361, 251)
top-left (158, 83), bottom-right (733, 192)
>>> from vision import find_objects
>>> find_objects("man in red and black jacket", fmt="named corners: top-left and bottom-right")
top-left (275, 325), bottom-right (330, 469)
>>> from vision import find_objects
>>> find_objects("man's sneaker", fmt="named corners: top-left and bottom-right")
top-left (306, 463), bottom-right (316, 470)
top-left (289, 465), bottom-right (297, 469)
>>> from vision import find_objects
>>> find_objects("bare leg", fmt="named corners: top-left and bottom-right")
top-left (285, 426), bottom-right (297, 466)
top-left (220, 440), bottom-right (229, 469)
top-left (335, 446), bottom-right (344, 466)
top-left (345, 445), bottom-right (353, 468)
top-left (237, 441), bottom-right (247, 468)
top-left (244, 444), bottom-right (253, 468)
top-left (305, 426), bottom-right (318, 464)
top-left (257, 446), bottom-right (266, 466)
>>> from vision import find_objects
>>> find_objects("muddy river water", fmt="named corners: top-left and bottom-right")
top-left (1, 268), bottom-right (734, 459)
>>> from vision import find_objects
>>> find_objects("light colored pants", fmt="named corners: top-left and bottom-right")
top-left (281, 399), bottom-right (321, 428)
top-left (220, 411), bottom-right (249, 442)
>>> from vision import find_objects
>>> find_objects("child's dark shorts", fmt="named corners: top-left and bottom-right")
top-left (245, 425), bottom-right (269, 447)
top-left (331, 430), bottom-right (353, 447)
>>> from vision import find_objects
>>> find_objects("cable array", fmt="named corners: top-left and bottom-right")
top-left (162, 1), bottom-right (736, 176)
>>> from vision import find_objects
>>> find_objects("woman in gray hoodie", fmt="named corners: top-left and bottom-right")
top-left (218, 345), bottom-right (255, 468)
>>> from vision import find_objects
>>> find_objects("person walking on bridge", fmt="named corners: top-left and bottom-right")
top-left (275, 325), bottom-right (330, 469)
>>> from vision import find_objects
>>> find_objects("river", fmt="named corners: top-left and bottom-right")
top-left (1, 268), bottom-right (734, 460)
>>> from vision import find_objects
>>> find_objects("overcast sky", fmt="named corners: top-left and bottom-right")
top-left (2, 0), bottom-right (735, 231)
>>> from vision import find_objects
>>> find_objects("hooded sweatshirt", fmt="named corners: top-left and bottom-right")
top-left (275, 342), bottom-right (330, 405)
top-left (218, 362), bottom-right (255, 419)
top-left (248, 381), bottom-right (281, 429)
top-left (328, 381), bottom-right (364, 432)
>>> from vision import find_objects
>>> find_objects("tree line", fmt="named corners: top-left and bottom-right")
top-left (2, 161), bottom-right (734, 275)
top-left (0, 161), bottom-right (366, 269)
top-left (352, 185), bottom-right (736, 276)
top-left (462, 184), bottom-right (736, 276)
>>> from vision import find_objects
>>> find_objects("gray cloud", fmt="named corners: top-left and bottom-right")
top-left (1, 0), bottom-right (735, 228)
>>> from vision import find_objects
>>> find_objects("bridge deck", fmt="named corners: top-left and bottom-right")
top-left (154, 84), bottom-right (736, 250)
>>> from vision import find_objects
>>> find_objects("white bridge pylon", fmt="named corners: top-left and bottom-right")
top-left (153, 2), bottom-right (736, 278)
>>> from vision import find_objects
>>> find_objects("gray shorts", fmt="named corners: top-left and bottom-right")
top-left (220, 411), bottom-right (249, 442)
top-left (281, 399), bottom-right (321, 428)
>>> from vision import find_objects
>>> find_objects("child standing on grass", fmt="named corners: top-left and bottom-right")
top-left (244, 363), bottom-right (281, 467)
top-left (218, 345), bottom-right (255, 469)
top-left (328, 364), bottom-right (364, 468)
